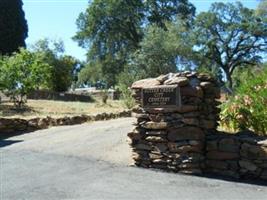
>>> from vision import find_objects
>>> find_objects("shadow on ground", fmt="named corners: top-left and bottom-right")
top-left (0, 139), bottom-right (23, 148)
top-left (143, 166), bottom-right (267, 187)
top-left (0, 104), bottom-right (38, 117)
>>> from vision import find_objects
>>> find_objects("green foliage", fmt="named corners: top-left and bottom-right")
top-left (130, 20), bottom-right (194, 78)
top-left (73, 0), bottom-right (195, 87)
top-left (78, 61), bottom-right (103, 86)
top-left (256, 0), bottom-right (267, 18)
top-left (31, 39), bottom-right (78, 92)
top-left (117, 66), bottom-right (143, 109)
top-left (220, 66), bottom-right (267, 135)
top-left (192, 2), bottom-right (267, 89)
top-left (0, 0), bottom-right (28, 55)
top-left (144, 0), bottom-right (195, 29)
top-left (0, 48), bottom-right (51, 107)
top-left (100, 90), bottom-right (109, 104)
top-left (118, 83), bottom-right (136, 109)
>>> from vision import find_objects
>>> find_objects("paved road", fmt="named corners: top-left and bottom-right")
top-left (0, 118), bottom-right (266, 200)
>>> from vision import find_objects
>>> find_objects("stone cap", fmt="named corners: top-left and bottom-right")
top-left (131, 71), bottom-right (217, 89)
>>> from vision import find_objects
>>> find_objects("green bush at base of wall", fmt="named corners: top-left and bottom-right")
top-left (220, 67), bottom-right (267, 136)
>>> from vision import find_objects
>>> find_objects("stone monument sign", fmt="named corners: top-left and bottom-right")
top-left (141, 85), bottom-right (181, 108)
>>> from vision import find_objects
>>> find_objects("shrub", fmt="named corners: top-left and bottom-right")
top-left (220, 67), bottom-right (267, 135)
top-left (116, 65), bottom-right (143, 109)
top-left (101, 90), bottom-right (109, 104)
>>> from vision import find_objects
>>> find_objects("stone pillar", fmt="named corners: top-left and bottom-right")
top-left (128, 71), bottom-right (221, 174)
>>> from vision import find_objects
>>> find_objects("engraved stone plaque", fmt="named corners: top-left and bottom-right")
top-left (141, 85), bottom-right (181, 108)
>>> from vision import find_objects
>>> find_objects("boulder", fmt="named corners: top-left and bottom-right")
top-left (131, 78), bottom-right (161, 89)
top-left (164, 77), bottom-right (189, 86)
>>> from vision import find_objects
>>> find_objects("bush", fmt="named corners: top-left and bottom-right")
top-left (220, 67), bottom-right (267, 135)
top-left (117, 66), bottom-right (142, 109)
top-left (119, 84), bottom-right (135, 109)
top-left (101, 90), bottom-right (108, 104)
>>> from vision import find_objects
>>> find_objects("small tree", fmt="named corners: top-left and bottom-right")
top-left (0, 48), bottom-right (51, 107)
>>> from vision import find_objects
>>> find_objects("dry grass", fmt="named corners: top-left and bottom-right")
top-left (0, 99), bottom-right (126, 119)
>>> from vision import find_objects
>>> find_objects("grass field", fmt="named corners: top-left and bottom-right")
top-left (0, 99), bottom-right (127, 119)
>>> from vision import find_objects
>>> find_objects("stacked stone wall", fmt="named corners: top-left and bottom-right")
top-left (128, 72), bottom-right (267, 181)
top-left (0, 110), bottom-right (131, 138)
top-left (206, 132), bottom-right (267, 180)
top-left (128, 72), bottom-right (221, 174)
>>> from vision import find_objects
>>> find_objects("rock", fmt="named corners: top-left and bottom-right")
top-left (258, 147), bottom-right (267, 159)
top-left (206, 140), bottom-right (218, 151)
top-left (156, 74), bottom-right (170, 83)
top-left (239, 160), bottom-right (257, 171)
top-left (188, 140), bottom-right (202, 146)
top-left (178, 163), bottom-right (200, 169)
top-left (260, 170), bottom-right (267, 180)
top-left (131, 78), bottom-right (161, 89)
top-left (240, 143), bottom-right (262, 159)
top-left (258, 140), bottom-right (267, 147)
top-left (145, 105), bottom-right (198, 114)
top-left (146, 136), bottom-right (166, 142)
top-left (200, 119), bottom-right (216, 129)
top-left (227, 161), bottom-right (239, 171)
top-left (206, 160), bottom-right (228, 170)
top-left (153, 143), bottom-right (168, 153)
top-left (142, 121), bottom-right (169, 129)
top-left (168, 141), bottom-right (188, 148)
top-left (180, 86), bottom-right (203, 98)
top-left (152, 158), bottom-right (170, 164)
top-left (37, 118), bottom-right (49, 129)
top-left (133, 143), bottom-right (152, 151)
top-left (132, 113), bottom-right (149, 119)
top-left (179, 169), bottom-right (202, 175)
top-left (149, 114), bottom-right (165, 122)
top-left (170, 113), bottom-right (183, 119)
top-left (168, 143), bottom-right (202, 153)
top-left (149, 153), bottom-right (164, 159)
top-left (132, 152), bottom-right (149, 161)
top-left (206, 151), bottom-right (239, 160)
top-left (182, 118), bottom-right (199, 126)
top-left (127, 132), bottom-right (142, 140)
top-left (200, 81), bottom-right (214, 89)
top-left (208, 169), bottom-right (240, 179)
top-left (150, 164), bottom-right (168, 169)
top-left (197, 73), bottom-right (215, 82)
top-left (164, 77), bottom-right (189, 86)
top-left (183, 112), bottom-right (200, 118)
top-left (146, 131), bottom-right (167, 136)
top-left (132, 105), bottom-right (145, 114)
top-left (218, 138), bottom-right (240, 153)
top-left (168, 127), bottom-right (204, 141)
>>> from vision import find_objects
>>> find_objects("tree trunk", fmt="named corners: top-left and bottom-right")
top-left (225, 70), bottom-right (233, 93)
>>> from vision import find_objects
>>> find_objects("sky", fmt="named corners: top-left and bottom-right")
top-left (22, 0), bottom-right (260, 61)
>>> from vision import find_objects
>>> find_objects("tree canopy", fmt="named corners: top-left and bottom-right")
top-left (0, 0), bottom-right (28, 55)
top-left (73, 0), bottom-right (195, 87)
top-left (192, 2), bottom-right (267, 89)
top-left (31, 39), bottom-right (79, 92)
